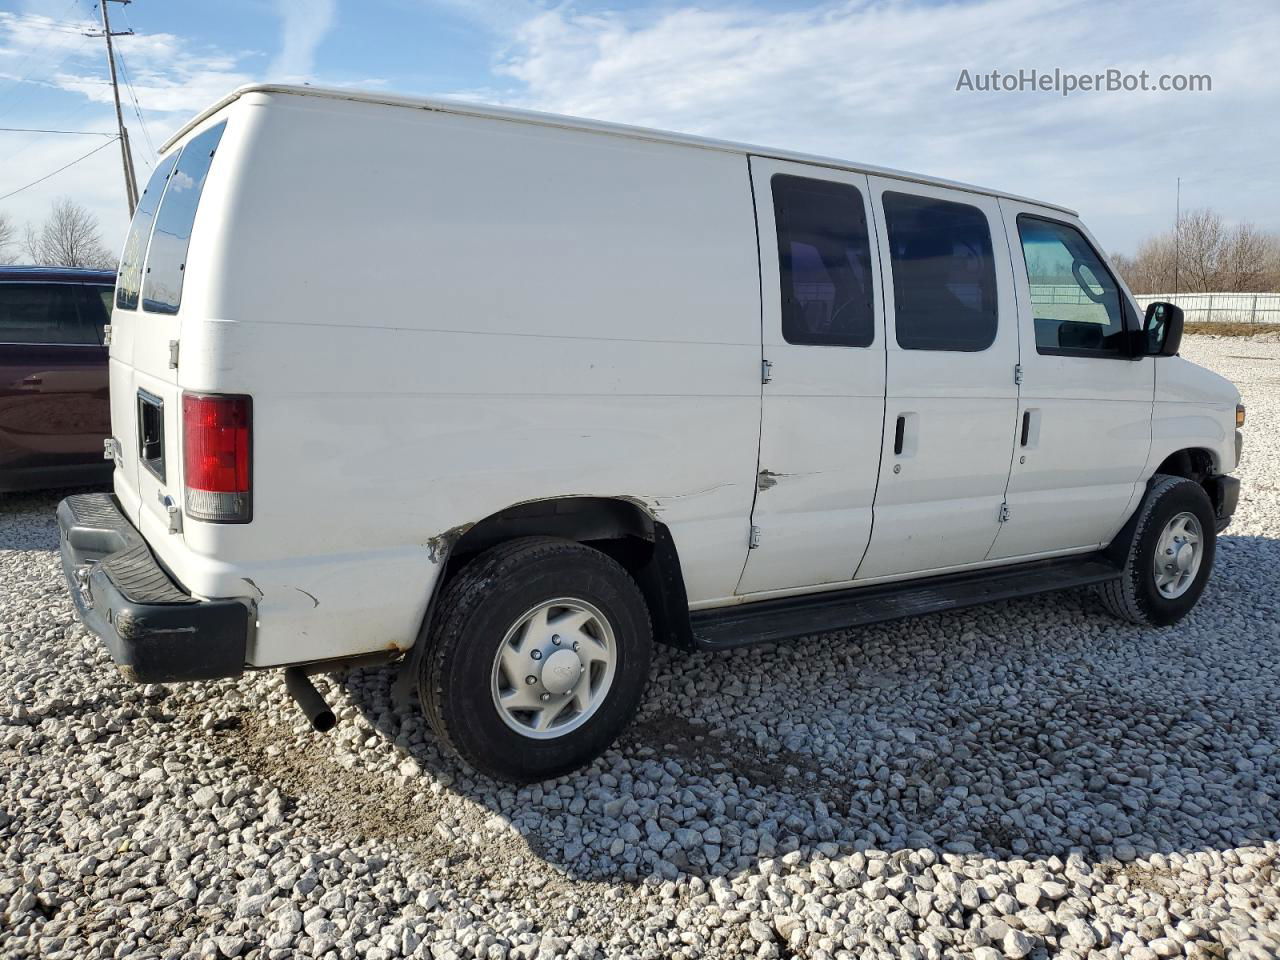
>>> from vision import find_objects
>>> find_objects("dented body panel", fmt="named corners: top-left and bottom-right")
top-left (105, 87), bottom-right (762, 667)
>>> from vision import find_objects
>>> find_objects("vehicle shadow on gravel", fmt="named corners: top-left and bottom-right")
top-left (327, 533), bottom-right (1280, 886)
top-left (0, 487), bottom-right (104, 551)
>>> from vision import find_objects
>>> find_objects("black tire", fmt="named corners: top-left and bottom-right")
top-left (419, 537), bottom-right (653, 782)
top-left (1099, 474), bottom-right (1217, 626)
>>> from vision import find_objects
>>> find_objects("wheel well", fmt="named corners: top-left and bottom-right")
top-left (1155, 448), bottom-right (1216, 485)
top-left (441, 497), bottom-right (695, 649)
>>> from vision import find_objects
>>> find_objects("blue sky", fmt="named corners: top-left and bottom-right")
top-left (1, 0), bottom-right (1278, 257)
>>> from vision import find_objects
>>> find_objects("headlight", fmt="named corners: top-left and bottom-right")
top-left (1237, 404), bottom-right (1246, 428)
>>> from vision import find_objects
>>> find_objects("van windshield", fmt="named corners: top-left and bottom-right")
top-left (115, 152), bottom-right (178, 310)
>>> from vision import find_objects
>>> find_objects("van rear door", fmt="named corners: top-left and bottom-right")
top-left (109, 122), bottom-right (226, 541)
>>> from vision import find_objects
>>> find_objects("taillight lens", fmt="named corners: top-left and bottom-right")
top-left (182, 393), bottom-right (251, 522)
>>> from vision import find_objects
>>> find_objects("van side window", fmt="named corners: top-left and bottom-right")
top-left (772, 175), bottom-right (875, 347)
top-left (142, 121), bottom-right (227, 315)
top-left (0, 283), bottom-right (99, 345)
top-left (1017, 216), bottom-right (1127, 357)
top-left (116, 152), bottom-right (179, 311)
top-left (883, 192), bottom-right (997, 352)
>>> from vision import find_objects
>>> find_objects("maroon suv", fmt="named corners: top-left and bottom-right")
top-left (0, 266), bottom-right (115, 492)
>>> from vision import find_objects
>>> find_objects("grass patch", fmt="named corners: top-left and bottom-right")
top-left (1184, 321), bottom-right (1277, 337)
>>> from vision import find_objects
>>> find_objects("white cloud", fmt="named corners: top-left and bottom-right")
top-left (483, 0), bottom-right (1280, 251)
top-left (0, 10), bottom-right (254, 252)
top-left (268, 0), bottom-right (338, 81)
top-left (0, 11), bottom-right (254, 118)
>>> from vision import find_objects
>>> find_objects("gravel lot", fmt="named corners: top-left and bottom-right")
top-left (3, 334), bottom-right (1279, 960)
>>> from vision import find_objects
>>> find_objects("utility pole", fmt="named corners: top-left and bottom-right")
top-left (1172, 172), bottom-right (1182, 293)
top-left (89, 0), bottom-right (138, 214)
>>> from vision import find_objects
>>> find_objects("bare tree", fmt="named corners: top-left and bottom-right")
top-left (0, 212), bottom-right (18, 265)
top-left (1117, 208), bottom-right (1280, 294)
top-left (1219, 222), bottom-right (1280, 293)
top-left (25, 198), bottom-right (116, 269)
top-left (1175, 208), bottom-right (1224, 293)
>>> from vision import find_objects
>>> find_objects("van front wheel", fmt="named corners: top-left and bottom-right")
top-left (419, 537), bottom-right (652, 782)
top-left (1099, 474), bottom-right (1217, 626)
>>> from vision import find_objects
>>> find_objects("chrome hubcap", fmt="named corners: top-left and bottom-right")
top-left (1153, 511), bottom-right (1203, 600)
top-left (490, 598), bottom-right (616, 739)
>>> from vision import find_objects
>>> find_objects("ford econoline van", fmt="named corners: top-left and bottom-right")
top-left (58, 85), bottom-right (1243, 781)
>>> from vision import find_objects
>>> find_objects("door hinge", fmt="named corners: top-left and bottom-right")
top-left (761, 359), bottom-right (773, 385)
top-left (102, 324), bottom-right (112, 347)
top-left (103, 437), bottom-right (120, 462)
top-left (168, 340), bottom-right (180, 370)
top-left (1013, 363), bottom-right (1023, 385)
top-left (998, 502), bottom-right (1010, 523)
top-left (748, 524), bottom-right (762, 549)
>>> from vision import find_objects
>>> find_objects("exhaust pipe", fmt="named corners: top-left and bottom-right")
top-left (284, 667), bottom-right (336, 732)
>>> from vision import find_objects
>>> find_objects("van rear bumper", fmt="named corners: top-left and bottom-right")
top-left (57, 493), bottom-right (253, 683)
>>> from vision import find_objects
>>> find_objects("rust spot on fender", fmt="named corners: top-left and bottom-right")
top-left (758, 469), bottom-right (783, 491)
top-left (426, 523), bottom-right (472, 563)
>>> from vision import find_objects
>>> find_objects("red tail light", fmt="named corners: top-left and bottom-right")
top-left (182, 393), bottom-right (252, 522)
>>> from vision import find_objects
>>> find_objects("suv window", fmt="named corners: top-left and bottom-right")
top-left (142, 121), bottom-right (226, 314)
top-left (79, 285), bottom-right (113, 334)
top-left (0, 283), bottom-right (100, 345)
top-left (772, 174), bottom-right (875, 347)
top-left (1018, 216), bottom-right (1128, 357)
top-left (116, 152), bottom-right (179, 310)
top-left (883, 192), bottom-right (998, 352)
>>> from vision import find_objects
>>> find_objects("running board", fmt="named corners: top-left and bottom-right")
top-left (690, 554), bottom-right (1121, 650)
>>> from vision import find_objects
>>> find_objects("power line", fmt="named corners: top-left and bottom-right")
top-left (0, 126), bottom-right (115, 136)
top-left (86, 0), bottom-right (138, 212)
top-left (113, 49), bottom-right (156, 164)
top-left (0, 0), bottom-right (87, 109)
top-left (0, 135), bottom-right (118, 203)
top-left (115, 6), bottom-right (156, 162)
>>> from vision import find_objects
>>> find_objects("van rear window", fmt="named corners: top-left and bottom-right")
top-left (115, 152), bottom-right (178, 310)
top-left (142, 121), bottom-right (226, 314)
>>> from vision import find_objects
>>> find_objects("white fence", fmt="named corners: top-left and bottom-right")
top-left (1133, 292), bottom-right (1280, 325)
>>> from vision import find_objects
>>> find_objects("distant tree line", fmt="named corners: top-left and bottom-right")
top-left (0, 198), bottom-right (117, 270)
top-left (1112, 209), bottom-right (1280, 294)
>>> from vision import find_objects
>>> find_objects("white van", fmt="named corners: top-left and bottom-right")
top-left (59, 84), bottom-right (1243, 782)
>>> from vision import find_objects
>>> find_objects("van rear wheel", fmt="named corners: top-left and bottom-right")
top-left (419, 537), bottom-right (652, 782)
top-left (1099, 474), bottom-right (1217, 626)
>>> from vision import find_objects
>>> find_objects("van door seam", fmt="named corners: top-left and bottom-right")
top-left (732, 155), bottom-right (767, 595)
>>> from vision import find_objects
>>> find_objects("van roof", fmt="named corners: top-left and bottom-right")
top-left (167, 83), bottom-right (1078, 216)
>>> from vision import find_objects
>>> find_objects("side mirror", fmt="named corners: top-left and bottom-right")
top-left (1143, 301), bottom-right (1183, 357)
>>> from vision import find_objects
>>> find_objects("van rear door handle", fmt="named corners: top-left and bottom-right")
top-left (894, 416), bottom-right (906, 456)
top-left (1020, 411), bottom-right (1031, 446)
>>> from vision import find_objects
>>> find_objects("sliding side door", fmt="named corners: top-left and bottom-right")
top-left (855, 179), bottom-right (1020, 581)
top-left (735, 158), bottom-right (888, 595)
